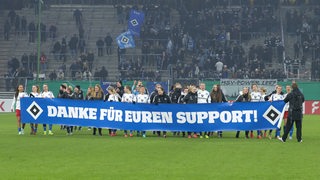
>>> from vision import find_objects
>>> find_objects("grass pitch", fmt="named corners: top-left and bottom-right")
top-left (0, 113), bottom-right (319, 180)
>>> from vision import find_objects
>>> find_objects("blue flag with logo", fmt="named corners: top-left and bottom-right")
top-left (128, 9), bottom-right (145, 37)
top-left (116, 30), bottom-right (135, 49)
top-left (21, 98), bottom-right (286, 132)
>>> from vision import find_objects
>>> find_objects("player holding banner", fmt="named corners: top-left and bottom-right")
top-left (197, 83), bottom-right (211, 138)
top-left (11, 84), bottom-right (28, 135)
top-left (250, 84), bottom-right (263, 139)
top-left (41, 84), bottom-right (55, 135)
top-left (122, 86), bottom-right (136, 137)
top-left (29, 85), bottom-right (41, 135)
top-left (135, 85), bottom-right (149, 137)
top-left (269, 85), bottom-right (285, 139)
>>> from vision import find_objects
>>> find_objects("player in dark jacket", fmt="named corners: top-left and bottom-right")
top-left (181, 85), bottom-right (198, 138)
top-left (235, 87), bottom-right (251, 138)
top-left (152, 87), bottom-right (171, 137)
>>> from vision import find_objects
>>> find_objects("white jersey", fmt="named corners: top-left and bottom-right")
top-left (11, 92), bottom-right (28, 110)
top-left (251, 91), bottom-right (262, 102)
top-left (197, 89), bottom-right (211, 103)
top-left (41, 91), bottom-right (55, 98)
top-left (121, 93), bottom-right (135, 103)
top-left (108, 94), bottom-right (121, 102)
top-left (136, 94), bottom-right (149, 103)
top-left (270, 93), bottom-right (284, 101)
top-left (30, 92), bottom-right (41, 98)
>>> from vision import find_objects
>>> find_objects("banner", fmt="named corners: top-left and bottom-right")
top-left (220, 79), bottom-right (277, 100)
top-left (304, 100), bottom-right (320, 115)
top-left (128, 10), bottom-right (145, 36)
top-left (116, 30), bottom-right (135, 49)
top-left (21, 98), bottom-right (286, 131)
top-left (0, 99), bottom-right (13, 113)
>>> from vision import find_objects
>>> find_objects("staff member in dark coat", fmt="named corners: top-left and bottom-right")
top-left (280, 82), bottom-right (304, 143)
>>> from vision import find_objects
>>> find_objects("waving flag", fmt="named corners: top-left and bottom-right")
top-left (128, 10), bottom-right (145, 36)
top-left (116, 30), bottom-right (135, 49)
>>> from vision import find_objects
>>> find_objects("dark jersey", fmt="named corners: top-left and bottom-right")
top-left (182, 92), bottom-right (198, 104)
top-left (153, 94), bottom-right (171, 104)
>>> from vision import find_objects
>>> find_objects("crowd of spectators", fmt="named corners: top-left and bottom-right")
top-left (2, 0), bottom-right (320, 86)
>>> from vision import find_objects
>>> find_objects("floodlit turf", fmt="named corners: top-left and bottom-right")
top-left (0, 113), bottom-right (319, 179)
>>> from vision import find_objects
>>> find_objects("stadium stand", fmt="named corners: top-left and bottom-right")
top-left (0, 0), bottom-right (319, 91)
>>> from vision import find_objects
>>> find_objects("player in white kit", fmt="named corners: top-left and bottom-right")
top-left (269, 85), bottom-right (284, 139)
top-left (197, 83), bottom-right (211, 138)
top-left (121, 85), bottom-right (136, 137)
top-left (41, 84), bottom-right (55, 135)
top-left (135, 86), bottom-right (149, 137)
top-left (250, 84), bottom-right (263, 139)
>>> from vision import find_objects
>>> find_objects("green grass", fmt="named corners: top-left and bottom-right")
top-left (0, 113), bottom-right (319, 180)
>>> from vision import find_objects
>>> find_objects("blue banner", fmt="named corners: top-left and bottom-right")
top-left (128, 10), bottom-right (145, 37)
top-left (21, 98), bottom-right (285, 132)
top-left (116, 30), bottom-right (135, 49)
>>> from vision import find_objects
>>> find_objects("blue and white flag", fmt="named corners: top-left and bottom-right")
top-left (116, 30), bottom-right (135, 49)
top-left (128, 10), bottom-right (145, 37)
top-left (21, 98), bottom-right (286, 132)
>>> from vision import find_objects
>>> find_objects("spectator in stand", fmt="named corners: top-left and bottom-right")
top-left (28, 21), bottom-right (36, 43)
top-left (70, 60), bottom-right (81, 80)
top-left (8, 9), bottom-right (16, 26)
top-left (69, 34), bottom-right (79, 58)
top-left (14, 14), bottom-right (20, 36)
top-left (73, 9), bottom-right (83, 27)
top-left (116, 5), bottom-right (124, 24)
top-left (52, 41), bottom-right (61, 60)
top-left (104, 33), bottom-right (113, 55)
top-left (60, 38), bottom-right (67, 62)
top-left (49, 70), bottom-right (57, 80)
top-left (21, 16), bottom-right (27, 35)
top-left (96, 38), bottom-right (104, 56)
top-left (8, 57), bottom-right (20, 75)
top-left (4, 19), bottom-right (10, 41)
top-left (87, 50), bottom-right (94, 71)
top-left (78, 38), bottom-right (86, 54)
top-left (21, 53), bottom-right (29, 71)
top-left (39, 22), bottom-right (46, 42)
top-left (215, 60), bottom-right (223, 73)
top-left (57, 69), bottom-right (64, 80)
top-left (40, 52), bottom-right (47, 73)
top-left (49, 24), bottom-right (57, 40)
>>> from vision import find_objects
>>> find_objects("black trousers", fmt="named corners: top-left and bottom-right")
top-left (236, 131), bottom-right (249, 138)
top-left (282, 118), bottom-right (302, 142)
top-left (93, 128), bottom-right (102, 135)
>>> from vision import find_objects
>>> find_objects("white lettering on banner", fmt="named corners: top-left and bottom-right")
top-left (312, 101), bottom-right (319, 114)
top-left (125, 111), bottom-right (173, 123)
top-left (47, 106), bottom-right (97, 120)
top-left (46, 105), bottom-right (260, 124)
top-left (99, 107), bottom-right (123, 121)
top-left (177, 110), bottom-right (258, 124)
